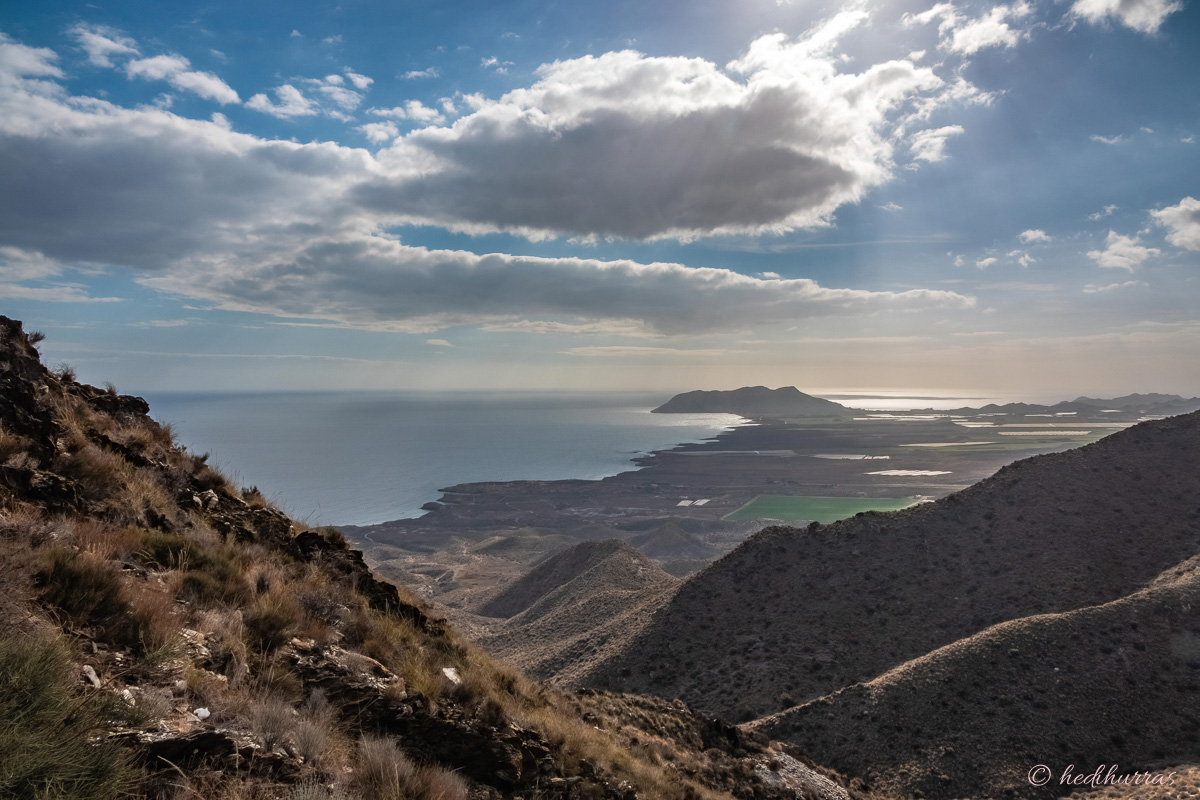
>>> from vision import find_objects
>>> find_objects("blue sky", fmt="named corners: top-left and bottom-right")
top-left (1, 0), bottom-right (1197, 397)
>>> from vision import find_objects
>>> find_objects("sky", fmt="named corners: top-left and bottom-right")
top-left (0, 0), bottom-right (1197, 398)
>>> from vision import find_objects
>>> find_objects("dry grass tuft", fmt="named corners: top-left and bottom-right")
top-left (354, 736), bottom-right (420, 800)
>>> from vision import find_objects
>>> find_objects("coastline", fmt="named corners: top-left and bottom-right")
top-left (143, 390), bottom-right (746, 527)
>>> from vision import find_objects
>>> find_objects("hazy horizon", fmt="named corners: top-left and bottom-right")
top-left (2, 0), bottom-right (1197, 395)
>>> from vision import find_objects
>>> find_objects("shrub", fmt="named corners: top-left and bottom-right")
top-left (249, 695), bottom-right (296, 752)
top-left (354, 736), bottom-right (419, 800)
top-left (0, 633), bottom-right (137, 799)
top-left (137, 530), bottom-right (202, 570)
top-left (418, 766), bottom-right (469, 800)
top-left (175, 551), bottom-right (253, 608)
top-left (243, 592), bottom-right (304, 652)
top-left (125, 582), bottom-right (180, 657)
top-left (36, 548), bottom-right (129, 628)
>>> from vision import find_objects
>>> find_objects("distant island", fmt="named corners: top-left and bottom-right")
top-left (652, 385), bottom-right (848, 417)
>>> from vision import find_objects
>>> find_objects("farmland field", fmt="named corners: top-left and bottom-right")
top-left (724, 494), bottom-right (917, 522)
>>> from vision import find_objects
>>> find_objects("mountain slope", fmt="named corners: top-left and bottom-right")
top-left (582, 409), bottom-right (1200, 720)
top-left (0, 316), bottom-right (866, 800)
top-left (477, 540), bottom-right (680, 684)
top-left (652, 386), bottom-right (847, 416)
top-left (749, 554), bottom-right (1200, 799)
top-left (477, 539), bottom-right (667, 619)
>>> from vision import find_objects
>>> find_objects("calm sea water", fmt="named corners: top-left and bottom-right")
top-left (141, 391), bottom-right (744, 527)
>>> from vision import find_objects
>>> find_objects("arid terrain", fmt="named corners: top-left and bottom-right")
top-left (344, 387), bottom-right (1200, 799)
top-left (0, 317), bottom-right (873, 800)
top-left (8, 313), bottom-right (1200, 800)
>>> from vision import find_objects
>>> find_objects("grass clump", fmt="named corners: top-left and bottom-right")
top-left (0, 632), bottom-right (137, 799)
top-left (37, 548), bottom-right (129, 629)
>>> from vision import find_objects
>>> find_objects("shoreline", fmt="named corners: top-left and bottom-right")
top-left (359, 414), bottom-right (762, 527)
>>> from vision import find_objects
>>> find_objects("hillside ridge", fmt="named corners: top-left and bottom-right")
top-left (582, 408), bottom-right (1200, 716)
top-left (0, 316), bottom-right (869, 800)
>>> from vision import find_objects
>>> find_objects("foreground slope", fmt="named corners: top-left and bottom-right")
top-left (0, 317), bottom-right (869, 800)
top-left (583, 409), bottom-right (1200, 720)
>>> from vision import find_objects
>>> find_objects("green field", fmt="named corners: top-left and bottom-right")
top-left (724, 495), bottom-right (917, 523)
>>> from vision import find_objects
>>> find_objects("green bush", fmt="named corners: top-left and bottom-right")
top-left (0, 633), bottom-right (138, 799)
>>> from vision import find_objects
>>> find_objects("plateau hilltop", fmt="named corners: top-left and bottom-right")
top-left (652, 386), bottom-right (849, 417)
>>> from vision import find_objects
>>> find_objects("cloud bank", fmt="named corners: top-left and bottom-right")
top-left (356, 11), bottom-right (985, 240)
top-left (0, 32), bottom-right (974, 334)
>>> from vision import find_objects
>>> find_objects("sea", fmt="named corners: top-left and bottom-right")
top-left (141, 389), bottom-right (1032, 527)
top-left (141, 391), bottom-right (747, 527)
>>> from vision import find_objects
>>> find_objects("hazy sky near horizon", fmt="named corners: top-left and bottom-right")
top-left (1, 0), bottom-right (1197, 397)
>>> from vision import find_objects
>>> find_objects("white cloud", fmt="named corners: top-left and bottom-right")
top-left (0, 246), bottom-right (119, 303)
top-left (125, 54), bottom-right (240, 104)
top-left (480, 56), bottom-right (514, 73)
top-left (246, 84), bottom-right (317, 117)
top-left (359, 121), bottom-right (399, 143)
top-left (345, 70), bottom-right (373, 90)
top-left (1151, 197), bottom-right (1200, 251)
top-left (902, 2), bottom-right (1034, 55)
top-left (1087, 231), bottom-right (1160, 270)
top-left (1070, 0), bottom-right (1183, 33)
top-left (426, 338), bottom-right (453, 347)
top-left (908, 125), bottom-right (965, 162)
top-left (68, 24), bottom-right (139, 68)
top-left (976, 257), bottom-right (998, 268)
top-left (317, 82), bottom-right (363, 110)
top-left (1091, 134), bottom-right (1126, 144)
top-left (0, 283), bottom-right (121, 303)
top-left (0, 29), bottom-right (977, 336)
top-left (356, 14), bottom-right (980, 241)
top-left (954, 255), bottom-right (965, 267)
top-left (478, 319), bottom-right (656, 336)
top-left (1083, 280), bottom-right (1146, 293)
top-left (403, 68), bottom-right (439, 79)
top-left (1088, 204), bottom-right (1119, 220)
top-left (368, 100), bottom-right (444, 124)
top-left (1019, 229), bottom-right (1051, 243)
top-left (0, 246), bottom-right (64, 281)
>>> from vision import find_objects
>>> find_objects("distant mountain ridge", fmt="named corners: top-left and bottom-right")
top-left (653, 386), bottom-right (848, 417)
top-left (654, 385), bottom-right (1200, 418)
top-left (914, 392), bottom-right (1200, 416)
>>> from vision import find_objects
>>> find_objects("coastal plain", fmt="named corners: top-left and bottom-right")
top-left (341, 398), bottom-right (1156, 637)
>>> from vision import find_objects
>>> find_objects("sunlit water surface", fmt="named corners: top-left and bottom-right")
top-left (142, 391), bottom-right (744, 526)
